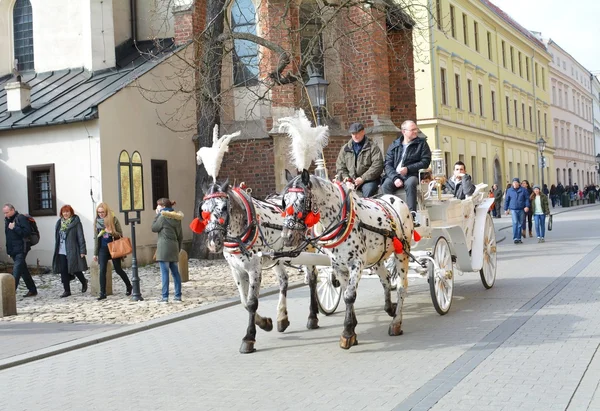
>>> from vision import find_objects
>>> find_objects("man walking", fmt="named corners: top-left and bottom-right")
top-left (493, 184), bottom-right (503, 218)
top-left (336, 122), bottom-right (383, 197)
top-left (3, 204), bottom-right (37, 296)
top-left (504, 178), bottom-right (530, 244)
top-left (382, 120), bottom-right (431, 217)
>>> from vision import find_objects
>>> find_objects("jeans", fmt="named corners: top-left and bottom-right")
top-left (98, 246), bottom-right (131, 296)
top-left (511, 209), bottom-right (524, 241)
top-left (159, 261), bottom-right (181, 300)
top-left (12, 252), bottom-right (36, 293)
top-left (381, 175), bottom-right (419, 211)
top-left (58, 254), bottom-right (85, 293)
top-left (359, 180), bottom-right (380, 198)
top-left (534, 214), bottom-right (546, 238)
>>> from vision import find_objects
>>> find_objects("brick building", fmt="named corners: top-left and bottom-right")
top-left (174, 0), bottom-right (417, 198)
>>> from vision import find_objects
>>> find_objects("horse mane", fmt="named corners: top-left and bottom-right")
top-left (278, 109), bottom-right (329, 171)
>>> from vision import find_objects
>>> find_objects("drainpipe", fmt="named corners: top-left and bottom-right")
top-left (531, 50), bottom-right (542, 185)
top-left (428, 0), bottom-right (440, 149)
top-left (130, 0), bottom-right (137, 44)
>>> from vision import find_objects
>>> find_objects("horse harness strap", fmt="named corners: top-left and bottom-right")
top-left (318, 182), bottom-right (357, 249)
top-left (223, 187), bottom-right (259, 255)
top-left (358, 198), bottom-right (404, 264)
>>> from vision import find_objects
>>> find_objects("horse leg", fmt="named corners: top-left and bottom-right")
top-left (339, 262), bottom-right (360, 350)
top-left (377, 259), bottom-right (396, 317)
top-left (305, 265), bottom-right (319, 329)
top-left (240, 265), bottom-right (270, 354)
top-left (388, 254), bottom-right (409, 337)
top-left (273, 262), bottom-right (290, 333)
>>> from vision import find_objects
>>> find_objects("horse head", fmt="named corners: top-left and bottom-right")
top-left (281, 169), bottom-right (320, 247)
top-left (201, 180), bottom-right (231, 253)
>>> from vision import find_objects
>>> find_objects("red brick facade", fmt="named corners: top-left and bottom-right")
top-left (388, 29), bottom-right (417, 124)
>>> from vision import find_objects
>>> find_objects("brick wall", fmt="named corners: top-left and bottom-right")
top-left (173, 1), bottom-right (206, 46)
top-left (388, 28), bottom-right (417, 125)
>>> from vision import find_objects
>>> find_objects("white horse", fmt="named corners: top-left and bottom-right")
top-left (280, 170), bottom-right (414, 349)
top-left (192, 180), bottom-right (321, 354)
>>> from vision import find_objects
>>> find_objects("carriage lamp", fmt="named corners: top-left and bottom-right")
top-left (431, 149), bottom-right (446, 200)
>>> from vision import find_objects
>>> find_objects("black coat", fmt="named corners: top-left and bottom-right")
top-left (4, 212), bottom-right (31, 257)
top-left (52, 215), bottom-right (89, 274)
top-left (384, 135), bottom-right (432, 183)
top-left (444, 174), bottom-right (476, 200)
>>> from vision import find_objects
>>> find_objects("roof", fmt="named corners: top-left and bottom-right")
top-left (479, 0), bottom-right (547, 52)
top-left (0, 39), bottom-right (179, 131)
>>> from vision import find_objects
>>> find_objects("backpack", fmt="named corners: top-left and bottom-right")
top-left (19, 214), bottom-right (40, 246)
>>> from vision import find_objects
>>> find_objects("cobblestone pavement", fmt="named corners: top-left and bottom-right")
top-left (1, 204), bottom-right (599, 411)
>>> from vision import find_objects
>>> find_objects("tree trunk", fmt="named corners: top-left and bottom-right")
top-left (190, 0), bottom-right (227, 259)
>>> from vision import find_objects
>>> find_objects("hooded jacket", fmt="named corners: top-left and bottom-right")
top-left (384, 135), bottom-right (431, 183)
top-left (335, 136), bottom-right (384, 183)
top-left (52, 215), bottom-right (88, 274)
top-left (152, 210), bottom-right (184, 262)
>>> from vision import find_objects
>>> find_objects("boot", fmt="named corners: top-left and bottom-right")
top-left (521, 229), bottom-right (526, 238)
top-left (529, 230), bottom-right (533, 238)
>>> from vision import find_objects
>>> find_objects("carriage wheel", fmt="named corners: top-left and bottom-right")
top-left (480, 214), bottom-right (497, 289)
top-left (429, 237), bottom-right (454, 315)
top-left (316, 267), bottom-right (342, 315)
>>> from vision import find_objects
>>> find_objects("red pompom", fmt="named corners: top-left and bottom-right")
top-left (190, 217), bottom-right (207, 234)
top-left (286, 206), bottom-right (294, 216)
top-left (305, 211), bottom-right (321, 228)
top-left (297, 212), bottom-right (303, 219)
top-left (413, 230), bottom-right (421, 242)
top-left (393, 237), bottom-right (404, 254)
top-left (201, 211), bottom-right (211, 220)
top-left (218, 218), bottom-right (225, 225)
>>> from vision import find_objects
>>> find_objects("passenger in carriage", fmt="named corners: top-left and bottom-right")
top-left (335, 122), bottom-right (384, 197)
top-left (444, 161), bottom-right (475, 200)
top-left (381, 120), bottom-right (432, 215)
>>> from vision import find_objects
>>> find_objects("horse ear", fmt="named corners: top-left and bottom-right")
top-left (221, 178), bottom-right (230, 192)
top-left (301, 169), bottom-right (311, 186)
top-left (285, 169), bottom-right (295, 183)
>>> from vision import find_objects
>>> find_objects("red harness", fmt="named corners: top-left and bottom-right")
top-left (223, 187), bottom-right (261, 253)
top-left (317, 182), bottom-right (356, 249)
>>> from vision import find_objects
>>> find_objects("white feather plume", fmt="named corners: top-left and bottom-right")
top-left (196, 125), bottom-right (241, 182)
top-left (278, 109), bottom-right (329, 171)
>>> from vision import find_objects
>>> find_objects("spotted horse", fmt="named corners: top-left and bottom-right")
top-left (190, 181), bottom-right (322, 353)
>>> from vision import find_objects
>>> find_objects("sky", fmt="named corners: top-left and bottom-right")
top-left (491, 0), bottom-right (600, 72)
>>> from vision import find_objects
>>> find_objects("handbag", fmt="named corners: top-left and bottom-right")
top-left (547, 214), bottom-right (553, 231)
top-left (108, 237), bottom-right (133, 259)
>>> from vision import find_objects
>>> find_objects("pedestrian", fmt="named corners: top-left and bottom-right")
top-left (549, 184), bottom-right (557, 208)
top-left (504, 178), bottom-right (531, 244)
top-left (93, 202), bottom-right (132, 301)
top-left (493, 183), bottom-right (503, 218)
top-left (444, 161), bottom-right (475, 200)
top-left (382, 120), bottom-right (432, 223)
top-left (2, 203), bottom-right (37, 297)
top-left (152, 198), bottom-right (184, 303)
top-left (520, 180), bottom-right (533, 238)
top-left (530, 185), bottom-right (550, 243)
top-left (52, 205), bottom-right (88, 298)
top-left (335, 122), bottom-right (384, 197)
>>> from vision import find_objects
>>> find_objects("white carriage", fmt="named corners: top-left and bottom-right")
top-left (312, 150), bottom-right (498, 316)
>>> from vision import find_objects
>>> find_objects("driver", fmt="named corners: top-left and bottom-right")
top-left (444, 161), bottom-right (475, 200)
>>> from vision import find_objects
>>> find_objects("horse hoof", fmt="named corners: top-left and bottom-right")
top-left (388, 323), bottom-right (403, 336)
top-left (306, 318), bottom-right (319, 330)
top-left (339, 334), bottom-right (358, 349)
top-left (240, 341), bottom-right (256, 354)
top-left (260, 318), bottom-right (273, 332)
top-left (277, 318), bottom-right (290, 333)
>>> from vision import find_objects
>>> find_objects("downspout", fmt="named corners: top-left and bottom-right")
top-left (130, 0), bottom-right (137, 44)
top-left (428, 0), bottom-right (440, 149)
top-left (531, 49), bottom-right (542, 185)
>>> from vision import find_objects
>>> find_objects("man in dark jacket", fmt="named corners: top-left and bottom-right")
top-left (336, 122), bottom-right (384, 197)
top-left (3, 203), bottom-right (37, 296)
top-left (493, 184), bottom-right (503, 218)
top-left (504, 178), bottom-right (531, 244)
top-left (444, 161), bottom-right (475, 200)
top-left (382, 120), bottom-right (431, 213)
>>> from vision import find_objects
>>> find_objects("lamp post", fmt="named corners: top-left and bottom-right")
top-left (596, 154), bottom-right (600, 184)
top-left (537, 137), bottom-right (546, 188)
top-left (117, 150), bottom-right (144, 301)
top-left (305, 71), bottom-right (329, 179)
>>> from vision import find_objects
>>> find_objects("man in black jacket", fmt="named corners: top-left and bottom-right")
top-left (382, 120), bottom-right (431, 213)
top-left (3, 204), bottom-right (37, 297)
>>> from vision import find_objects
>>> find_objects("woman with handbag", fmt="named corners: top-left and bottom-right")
top-left (152, 198), bottom-right (184, 303)
top-left (52, 205), bottom-right (88, 298)
top-left (93, 202), bottom-right (132, 300)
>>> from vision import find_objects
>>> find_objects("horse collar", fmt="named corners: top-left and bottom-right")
top-left (223, 187), bottom-right (259, 252)
top-left (318, 182), bottom-right (355, 247)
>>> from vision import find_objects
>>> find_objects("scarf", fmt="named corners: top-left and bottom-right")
top-left (60, 217), bottom-right (72, 232)
top-left (161, 207), bottom-right (174, 212)
top-left (96, 217), bottom-right (106, 238)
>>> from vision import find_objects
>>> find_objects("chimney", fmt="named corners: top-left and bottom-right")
top-left (173, 0), bottom-right (204, 46)
top-left (4, 81), bottom-right (31, 112)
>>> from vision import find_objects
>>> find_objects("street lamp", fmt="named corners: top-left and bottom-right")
top-left (537, 137), bottom-right (546, 188)
top-left (305, 71), bottom-right (329, 179)
top-left (117, 150), bottom-right (144, 301)
top-left (596, 154), bottom-right (600, 184)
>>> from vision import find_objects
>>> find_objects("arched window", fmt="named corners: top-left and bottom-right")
top-left (13, 0), bottom-right (34, 71)
top-left (231, 0), bottom-right (258, 86)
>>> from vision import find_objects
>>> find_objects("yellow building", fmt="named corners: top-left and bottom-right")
top-left (412, 0), bottom-right (554, 188)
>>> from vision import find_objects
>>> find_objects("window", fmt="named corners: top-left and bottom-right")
top-left (544, 113), bottom-right (547, 136)
top-left (482, 158), bottom-right (488, 185)
top-left (535, 62), bottom-right (539, 86)
top-left (501, 41), bottom-right (506, 68)
top-left (521, 103), bottom-right (525, 129)
top-left (449, 5), bottom-right (456, 38)
top-left (462, 13), bottom-right (468, 45)
top-left (541, 68), bottom-right (546, 90)
top-left (525, 57), bottom-right (530, 81)
top-left (151, 160), bottom-right (169, 207)
top-left (27, 164), bottom-right (56, 216)
top-left (565, 91), bottom-right (568, 110)
top-left (487, 32), bottom-right (493, 60)
top-left (478, 84), bottom-right (484, 116)
top-left (555, 125), bottom-right (559, 146)
top-left (529, 106), bottom-right (533, 132)
top-left (455, 74), bottom-right (461, 109)
top-left (440, 68), bottom-right (448, 105)
top-left (518, 52), bottom-right (522, 77)
top-left (552, 86), bottom-right (556, 104)
top-left (514, 99), bottom-right (518, 128)
top-left (436, 0), bottom-right (442, 30)
top-left (491, 90), bottom-right (496, 120)
top-left (467, 79), bottom-right (473, 112)
top-left (232, 0), bottom-right (258, 86)
top-left (537, 109), bottom-right (541, 133)
top-left (473, 21), bottom-right (479, 52)
top-left (300, 3), bottom-right (324, 81)
top-left (505, 95), bottom-right (510, 124)
top-left (471, 156), bottom-right (477, 182)
top-left (510, 46), bottom-right (514, 73)
top-left (558, 87), bottom-right (562, 106)
top-left (13, 0), bottom-right (34, 71)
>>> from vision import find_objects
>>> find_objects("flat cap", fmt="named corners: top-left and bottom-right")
top-left (348, 122), bottom-right (365, 134)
